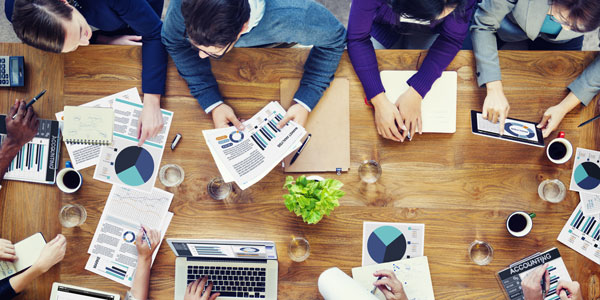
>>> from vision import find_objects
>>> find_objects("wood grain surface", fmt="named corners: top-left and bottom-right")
top-left (1, 43), bottom-right (599, 299)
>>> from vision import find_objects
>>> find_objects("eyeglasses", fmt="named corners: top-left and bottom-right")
top-left (186, 35), bottom-right (234, 60)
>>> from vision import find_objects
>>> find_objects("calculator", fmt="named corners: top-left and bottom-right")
top-left (0, 56), bottom-right (24, 87)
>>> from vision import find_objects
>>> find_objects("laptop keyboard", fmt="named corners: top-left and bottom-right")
top-left (187, 266), bottom-right (267, 298)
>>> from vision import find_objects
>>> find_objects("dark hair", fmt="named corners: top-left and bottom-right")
top-left (552, 0), bottom-right (600, 33)
top-left (388, 0), bottom-right (467, 21)
top-left (11, 0), bottom-right (73, 53)
top-left (182, 0), bottom-right (250, 47)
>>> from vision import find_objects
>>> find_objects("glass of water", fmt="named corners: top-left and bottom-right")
top-left (207, 177), bottom-right (232, 200)
top-left (59, 204), bottom-right (87, 228)
top-left (468, 240), bottom-right (493, 266)
top-left (159, 164), bottom-right (185, 187)
top-left (288, 237), bottom-right (310, 262)
top-left (359, 160), bottom-right (382, 183)
top-left (538, 179), bottom-right (566, 203)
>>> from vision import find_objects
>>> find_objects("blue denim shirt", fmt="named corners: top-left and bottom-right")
top-left (161, 0), bottom-right (346, 113)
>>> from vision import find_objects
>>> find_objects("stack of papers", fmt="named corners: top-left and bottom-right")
top-left (85, 185), bottom-right (174, 287)
top-left (203, 101), bottom-right (306, 189)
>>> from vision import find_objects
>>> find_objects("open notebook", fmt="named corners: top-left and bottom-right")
top-left (380, 70), bottom-right (457, 133)
top-left (0, 233), bottom-right (46, 280)
top-left (63, 106), bottom-right (114, 145)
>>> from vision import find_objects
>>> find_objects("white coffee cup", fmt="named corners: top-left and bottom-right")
top-left (546, 132), bottom-right (573, 164)
top-left (506, 211), bottom-right (535, 237)
top-left (56, 167), bottom-right (82, 193)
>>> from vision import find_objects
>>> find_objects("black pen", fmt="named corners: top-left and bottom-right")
top-left (12, 89), bottom-right (46, 119)
top-left (289, 134), bottom-right (311, 166)
top-left (578, 113), bottom-right (600, 128)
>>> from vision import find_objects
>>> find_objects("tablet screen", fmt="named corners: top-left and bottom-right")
top-left (476, 112), bottom-right (540, 142)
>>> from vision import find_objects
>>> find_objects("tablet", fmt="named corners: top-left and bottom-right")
top-left (50, 282), bottom-right (120, 300)
top-left (470, 110), bottom-right (545, 147)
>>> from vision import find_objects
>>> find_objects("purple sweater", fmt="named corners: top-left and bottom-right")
top-left (347, 0), bottom-right (476, 100)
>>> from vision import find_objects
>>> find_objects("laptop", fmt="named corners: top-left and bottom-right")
top-left (49, 282), bottom-right (120, 300)
top-left (167, 239), bottom-right (278, 300)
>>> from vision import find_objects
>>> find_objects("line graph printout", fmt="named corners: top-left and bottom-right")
top-left (87, 185), bottom-right (173, 268)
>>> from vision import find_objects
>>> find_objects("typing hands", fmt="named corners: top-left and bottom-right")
top-left (482, 81), bottom-right (510, 135)
top-left (521, 264), bottom-right (549, 300)
top-left (5, 99), bottom-right (38, 149)
top-left (372, 270), bottom-right (409, 300)
top-left (137, 94), bottom-right (164, 146)
top-left (0, 239), bottom-right (17, 261)
top-left (371, 92), bottom-right (405, 142)
top-left (184, 277), bottom-right (220, 300)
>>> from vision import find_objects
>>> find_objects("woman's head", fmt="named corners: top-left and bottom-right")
top-left (11, 0), bottom-right (92, 53)
top-left (550, 0), bottom-right (600, 33)
top-left (388, 0), bottom-right (466, 21)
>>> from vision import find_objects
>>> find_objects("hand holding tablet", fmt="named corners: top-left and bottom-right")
top-left (470, 111), bottom-right (545, 147)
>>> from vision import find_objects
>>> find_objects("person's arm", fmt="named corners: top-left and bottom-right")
top-left (537, 92), bottom-right (581, 137)
top-left (557, 281), bottom-right (584, 300)
top-left (8, 235), bottom-right (66, 296)
top-left (128, 226), bottom-right (160, 300)
top-left (0, 100), bottom-right (38, 181)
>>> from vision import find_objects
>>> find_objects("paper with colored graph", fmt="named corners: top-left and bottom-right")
top-left (557, 203), bottom-right (600, 265)
top-left (569, 148), bottom-right (600, 195)
top-left (362, 222), bottom-right (425, 266)
top-left (203, 101), bottom-right (305, 189)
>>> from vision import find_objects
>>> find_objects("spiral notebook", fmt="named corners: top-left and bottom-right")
top-left (63, 106), bottom-right (114, 145)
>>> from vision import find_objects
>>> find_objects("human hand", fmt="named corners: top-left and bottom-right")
top-left (373, 270), bottom-right (409, 300)
top-left (371, 92), bottom-right (405, 142)
top-left (184, 277), bottom-right (220, 300)
top-left (0, 239), bottom-right (16, 261)
top-left (31, 234), bottom-right (66, 273)
top-left (99, 35), bottom-right (142, 46)
top-left (135, 225), bottom-right (160, 260)
top-left (137, 94), bottom-right (164, 146)
top-left (211, 103), bottom-right (245, 130)
top-left (483, 81), bottom-right (510, 134)
top-left (395, 87), bottom-right (422, 140)
top-left (522, 264), bottom-right (550, 300)
top-left (5, 99), bottom-right (38, 149)
top-left (537, 104), bottom-right (569, 138)
top-left (277, 103), bottom-right (309, 128)
top-left (557, 281), bottom-right (583, 300)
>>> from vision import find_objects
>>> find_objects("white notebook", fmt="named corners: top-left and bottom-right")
top-left (380, 70), bottom-right (457, 133)
top-left (63, 106), bottom-right (114, 145)
top-left (0, 233), bottom-right (46, 280)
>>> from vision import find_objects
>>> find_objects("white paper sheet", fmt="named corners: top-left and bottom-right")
top-left (569, 148), bottom-right (600, 195)
top-left (202, 101), bottom-right (305, 189)
top-left (318, 267), bottom-right (378, 300)
top-left (93, 98), bottom-right (173, 192)
top-left (557, 202), bottom-right (600, 265)
top-left (362, 222), bottom-right (425, 266)
top-left (580, 192), bottom-right (600, 216)
top-left (352, 257), bottom-right (435, 300)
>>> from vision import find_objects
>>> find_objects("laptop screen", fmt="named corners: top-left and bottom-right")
top-left (55, 285), bottom-right (117, 300)
top-left (169, 240), bottom-right (277, 260)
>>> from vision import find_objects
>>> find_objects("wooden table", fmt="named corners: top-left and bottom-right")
top-left (1, 43), bottom-right (599, 299)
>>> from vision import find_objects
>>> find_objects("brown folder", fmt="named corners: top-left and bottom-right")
top-left (280, 78), bottom-right (350, 173)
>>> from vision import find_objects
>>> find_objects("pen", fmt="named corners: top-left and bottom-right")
top-left (171, 133), bottom-right (182, 150)
top-left (12, 89), bottom-right (46, 119)
top-left (541, 277), bottom-right (546, 298)
top-left (371, 276), bottom-right (383, 294)
top-left (578, 113), bottom-right (600, 128)
top-left (289, 134), bottom-right (311, 166)
top-left (141, 226), bottom-right (152, 250)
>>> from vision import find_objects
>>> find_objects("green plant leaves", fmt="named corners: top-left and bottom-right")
top-left (282, 175), bottom-right (345, 224)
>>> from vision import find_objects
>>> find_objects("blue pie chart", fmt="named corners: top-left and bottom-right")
top-left (367, 226), bottom-right (407, 263)
top-left (115, 146), bottom-right (154, 186)
top-left (574, 162), bottom-right (600, 190)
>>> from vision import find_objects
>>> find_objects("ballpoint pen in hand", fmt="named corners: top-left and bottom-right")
top-left (12, 89), bottom-right (46, 119)
top-left (141, 226), bottom-right (152, 250)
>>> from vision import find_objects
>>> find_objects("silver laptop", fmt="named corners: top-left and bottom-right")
top-left (167, 239), bottom-right (278, 300)
top-left (50, 282), bottom-right (120, 300)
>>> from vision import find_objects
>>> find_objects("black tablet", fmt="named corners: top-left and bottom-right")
top-left (470, 110), bottom-right (545, 147)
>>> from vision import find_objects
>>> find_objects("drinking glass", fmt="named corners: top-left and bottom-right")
top-left (159, 164), bottom-right (185, 187)
top-left (359, 160), bottom-right (382, 183)
top-left (59, 204), bottom-right (87, 228)
top-left (207, 177), bottom-right (232, 200)
top-left (468, 240), bottom-right (493, 266)
top-left (288, 237), bottom-right (310, 262)
top-left (538, 179), bottom-right (566, 203)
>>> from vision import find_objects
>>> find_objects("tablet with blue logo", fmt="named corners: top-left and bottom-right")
top-left (471, 110), bottom-right (544, 147)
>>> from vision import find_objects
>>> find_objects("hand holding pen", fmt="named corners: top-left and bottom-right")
top-left (372, 270), bottom-right (409, 300)
top-left (136, 225), bottom-right (160, 259)
top-left (12, 89), bottom-right (45, 119)
top-left (521, 264), bottom-right (549, 300)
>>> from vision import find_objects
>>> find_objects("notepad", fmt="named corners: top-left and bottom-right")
top-left (0, 233), bottom-right (46, 280)
top-left (63, 106), bottom-right (114, 145)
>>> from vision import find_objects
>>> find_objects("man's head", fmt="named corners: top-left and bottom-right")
top-left (182, 0), bottom-right (251, 59)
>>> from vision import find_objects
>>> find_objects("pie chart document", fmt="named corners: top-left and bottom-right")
top-left (362, 222), bottom-right (425, 266)
top-left (570, 148), bottom-right (600, 195)
top-left (94, 98), bottom-right (174, 192)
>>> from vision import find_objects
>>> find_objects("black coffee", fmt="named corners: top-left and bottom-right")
top-left (549, 142), bottom-right (567, 160)
top-left (508, 214), bottom-right (528, 232)
top-left (63, 170), bottom-right (81, 189)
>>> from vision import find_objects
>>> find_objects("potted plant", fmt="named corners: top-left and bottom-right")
top-left (283, 175), bottom-right (345, 224)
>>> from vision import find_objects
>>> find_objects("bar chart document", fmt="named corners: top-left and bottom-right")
top-left (557, 202), bottom-right (600, 265)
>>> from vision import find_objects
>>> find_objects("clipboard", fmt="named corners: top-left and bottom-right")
top-left (280, 78), bottom-right (350, 173)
